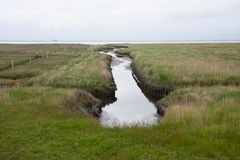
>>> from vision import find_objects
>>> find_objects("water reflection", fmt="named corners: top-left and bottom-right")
top-left (100, 50), bottom-right (159, 127)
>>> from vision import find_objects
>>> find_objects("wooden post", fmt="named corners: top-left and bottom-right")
top-left (30, 57), bottom-right (32, 63)
top-left (47, 52), bottom-right (49, 58)
top-left (11, 60), bottom-right (14, 69)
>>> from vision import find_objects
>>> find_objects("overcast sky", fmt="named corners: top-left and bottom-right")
top-left (0, 0), bottom-right (240, 41)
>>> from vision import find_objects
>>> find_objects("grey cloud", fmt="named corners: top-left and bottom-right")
top-left (0, 0), bottom-right (240, 41)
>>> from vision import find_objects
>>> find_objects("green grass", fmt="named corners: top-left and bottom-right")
top-left (0, 44), bottom-right (115, 93)
top-left (0, 52), bottom-right (32, 71)
top-left (123, 44), bottom-right (240, 89)
top-left (0, 44), bottom-right (240, 159)
top-left (25, 52), bottom-right (114, 93)
top-left (0, 87), bottom-right (239, 159)
top-left (0, 44), bottom-right (78, 71)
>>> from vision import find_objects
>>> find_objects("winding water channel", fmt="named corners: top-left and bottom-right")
top-left (100, 50), bottom-right (160, 127)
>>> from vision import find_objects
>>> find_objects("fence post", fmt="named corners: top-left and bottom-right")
top-left (11, 60), bottom-right (14, 69)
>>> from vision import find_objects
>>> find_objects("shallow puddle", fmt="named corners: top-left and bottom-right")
top-left (100, 50), bottom-right (159, 127)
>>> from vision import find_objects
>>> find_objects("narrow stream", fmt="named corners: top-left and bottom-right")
top-left (100, 50), bottom-right (160, 127)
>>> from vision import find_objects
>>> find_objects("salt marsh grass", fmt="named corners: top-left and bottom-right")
top-left (0, 44), bottom-right (240, 159)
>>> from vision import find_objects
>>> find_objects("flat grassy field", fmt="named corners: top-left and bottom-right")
top-left (0, 44), bottom-right (240, 159)
top-left (0, 44), bottom-right (86, 71)
top-left (0, 86), bottom-right (239, 159)
top-left (0, 44), bottom-right (115, 93)
top-left (125, 44), bottom-right (240, 89)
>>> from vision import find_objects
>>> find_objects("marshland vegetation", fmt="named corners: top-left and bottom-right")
top-left (0, 44), bottom-right (115, 95)
top-left (0, 43), bottom-right (240, 159)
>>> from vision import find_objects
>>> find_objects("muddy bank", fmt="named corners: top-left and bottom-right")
top-left (65, 89), bottom-right (103, 116)
top-left (114, 49), bottom-right (172, 96)
top-left (0, 79), bottom-right (19, 89)
top-left (66, 46), bottom-right (169, 118)
top-left (65, 52), bottom-right (117, 117)
top-left (65, 88), bottom-right (116, 117)
top-left (112, 49), bottom-right (173, 116)
top-left (131, 62), bottom-right (172, 98)
top-left (100, 50), bottom-right (160, 127)
top-left (90, 55), bottom-right (117, 104)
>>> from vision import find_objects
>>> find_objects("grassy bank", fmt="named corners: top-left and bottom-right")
top-left (0, 44), bottom-right (115, 95)
top-left (1, 44), bottom-right (240, 159)
top-left (123, 44), bottom-right (240, 91)
top-left (0, 86), bottom-right (239, 159)
top-left (0, 44), bottom-right (88, 71)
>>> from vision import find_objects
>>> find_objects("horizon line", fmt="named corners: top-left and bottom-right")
top-left (1, 40), bottom-right (240, 45)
